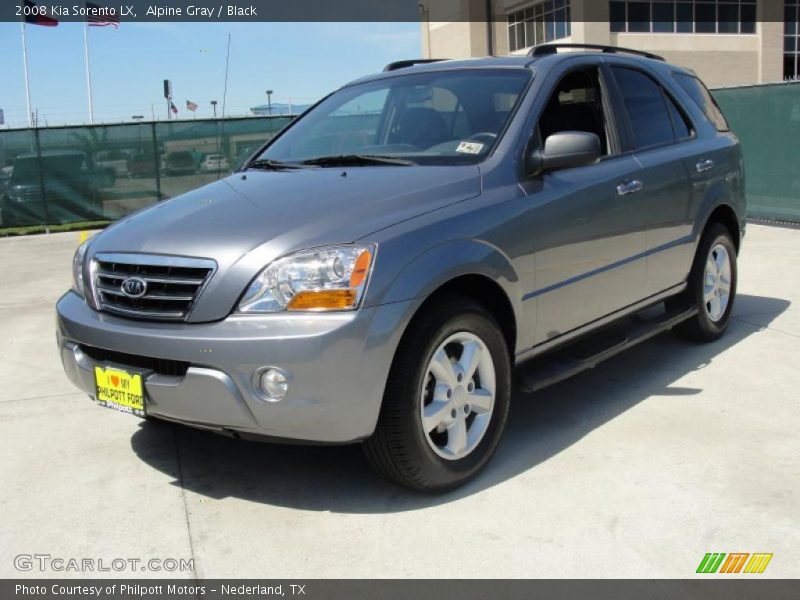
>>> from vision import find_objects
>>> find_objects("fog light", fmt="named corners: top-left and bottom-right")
top-left (258, 367), bottom-right (289, 401)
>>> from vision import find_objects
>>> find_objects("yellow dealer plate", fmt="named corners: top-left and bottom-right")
top-left (94, 366), bottom-right (145, 417)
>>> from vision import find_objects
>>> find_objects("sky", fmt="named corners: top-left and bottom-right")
top-left (0, 21), bottom-right (421, 128)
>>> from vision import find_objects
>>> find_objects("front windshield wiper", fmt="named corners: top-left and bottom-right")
top-left (299, 154), bottom-right (416, 167)
top-left (245, 159), bottom-right (312, 171)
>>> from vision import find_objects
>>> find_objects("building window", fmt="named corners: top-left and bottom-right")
top-left (787, 0), bottom-right (800, 79)
top-left (508, 0), bottom-right (572, 53)
top-left (609, 0), bottom-right (757, 35)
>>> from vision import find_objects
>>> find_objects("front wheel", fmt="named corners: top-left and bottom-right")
top-left (672, 223), bottom-right (738, 342)
top-left (363, 296), bottom-right (511, 493)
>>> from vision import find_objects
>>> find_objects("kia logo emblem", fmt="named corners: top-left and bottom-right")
top-left (121, 277), bottom-right (147, 298)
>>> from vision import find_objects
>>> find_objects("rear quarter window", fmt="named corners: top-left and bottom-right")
top-left (612, 67), bottom-right (677, 149)
top-left (673, 73), bottom-right (730, 132)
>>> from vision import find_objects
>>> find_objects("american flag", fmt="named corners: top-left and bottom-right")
top-left (86, 2), bottom-right (119, 28)
top-left (186, 100), bottom-right (198, 112)
top-left (170, 101), bottom-right (178, 114)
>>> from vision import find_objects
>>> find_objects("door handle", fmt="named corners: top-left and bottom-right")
top-left (696, 159), bottom-right (715, 173)
top-left (617, 179), bottom-right (643, 196)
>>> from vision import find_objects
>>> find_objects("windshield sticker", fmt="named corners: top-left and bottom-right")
top-left (456, 141), bottom-right (484, 155)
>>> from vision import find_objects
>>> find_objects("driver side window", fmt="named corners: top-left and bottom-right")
top-left (537, 67), bottom-right (611, 156)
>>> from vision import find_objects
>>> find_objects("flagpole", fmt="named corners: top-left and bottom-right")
top-left (20, 22), bottom-right (33, 127)
top-left (83, 21), bottom-right (95, 124)
top-left (221, 33), bottom-right (231, 119)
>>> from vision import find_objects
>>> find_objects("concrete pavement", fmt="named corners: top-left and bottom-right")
top-left (0, 224), bottom-right (798, 578)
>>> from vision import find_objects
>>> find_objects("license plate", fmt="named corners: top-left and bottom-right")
top-left (94, 366), bottom-right (145, 417)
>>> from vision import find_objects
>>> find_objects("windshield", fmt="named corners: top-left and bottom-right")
top-left (255, 69), bottom-right (532, 166)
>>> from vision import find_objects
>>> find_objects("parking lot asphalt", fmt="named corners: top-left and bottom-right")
top-left (0, 224), bottom-right (798, 579)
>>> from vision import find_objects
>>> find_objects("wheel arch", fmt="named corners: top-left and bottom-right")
top-left (367, 239), bottom-right (523, 357)
top-left (703, 203), bottom-right (742, 252)
top-left (411, 273), bottom-right (517, 358)
top-left (692, 176), bottom-right (744, 253)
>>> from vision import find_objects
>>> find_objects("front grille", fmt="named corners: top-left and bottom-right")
top-left (80, 344), bottom-right (190, 377)
top-left (92, 253), bottom-right (215, 321)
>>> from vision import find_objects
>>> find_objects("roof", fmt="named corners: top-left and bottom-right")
top-left (346, 56), bottom-right (535, 87)
top-left (347, 44), bottom-right (691, 88)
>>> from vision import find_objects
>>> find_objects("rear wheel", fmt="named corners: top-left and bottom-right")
top-left (672, 223), bottom-right (737, 342)
top-left (363, 296), bottom-right (511, 492)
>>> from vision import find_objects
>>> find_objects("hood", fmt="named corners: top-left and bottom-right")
top-left (90, 165), bottom-right (481, 321)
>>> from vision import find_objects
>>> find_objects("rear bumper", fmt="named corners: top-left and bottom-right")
top-left (56, 291), bottom-right (413, 443)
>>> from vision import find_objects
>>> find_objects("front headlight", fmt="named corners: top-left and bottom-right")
top-left (72, 238), bottom-right (91, 297)
top-left (238, 244), bottom-right (375, 313)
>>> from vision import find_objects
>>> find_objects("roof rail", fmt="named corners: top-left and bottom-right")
top-left (528, 43), bottom-right (665, 62)
top-left (383, 59), bottom-right (448, 72)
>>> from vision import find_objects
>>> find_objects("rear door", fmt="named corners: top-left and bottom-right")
top-left (672, 71), bottom-right (743, 228)
top-left (608, 65), bottom-right (696, 296)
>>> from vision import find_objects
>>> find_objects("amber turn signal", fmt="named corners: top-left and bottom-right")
top-left (349, 250), bottom-right (372, 288)
top-left (287, 289), bottom-right (358, 311)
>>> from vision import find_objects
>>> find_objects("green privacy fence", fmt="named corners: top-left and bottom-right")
top-left (0, 116), bottom-right (292, 229)
top-left (712, 81), bottom-right (800, 223)
top-left (1, 83), bottom-right (799, 230)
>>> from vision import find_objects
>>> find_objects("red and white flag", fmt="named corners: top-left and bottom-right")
top-left (86, 2), bottom-right (119, 28)
top-left (186, 100), bottom-right (198, 112)
top-left (170, 101), bottom-right (178, 114)
top-left (24, 0), bottom-right (58, 26)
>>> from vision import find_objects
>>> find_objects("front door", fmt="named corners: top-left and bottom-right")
top-left (518, 64), bottom-right (648, 346)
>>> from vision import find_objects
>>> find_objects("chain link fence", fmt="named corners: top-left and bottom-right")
top-left (712, 81), bottom-right (800, 224)
top-left (1, 82), bottom-right (798, 231)
top-left (0, 116), bottom-right (292, 229)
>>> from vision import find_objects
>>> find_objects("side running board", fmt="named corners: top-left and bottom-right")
top-left (515, 306), bottom-right (698, 393)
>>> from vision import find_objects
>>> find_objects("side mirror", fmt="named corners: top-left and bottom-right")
top-left (527, 131), bottom-right (601, 176)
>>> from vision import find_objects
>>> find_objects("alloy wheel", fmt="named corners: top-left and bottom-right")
top-left (703, 242), bottom-right (732, 322)
top-left (420, 332), bottom-right (496, 460)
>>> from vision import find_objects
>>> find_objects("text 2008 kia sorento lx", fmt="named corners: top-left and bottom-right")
top-left (58, 45), bottom-right (745, 492)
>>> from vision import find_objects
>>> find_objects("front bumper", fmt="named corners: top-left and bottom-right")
top-left (56, 291), bottom-right (413, 443)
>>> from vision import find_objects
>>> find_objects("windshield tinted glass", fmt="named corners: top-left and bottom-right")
top-left (256, 69), bottom-right (532, 165)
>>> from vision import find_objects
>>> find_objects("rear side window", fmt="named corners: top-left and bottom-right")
top-left (674, 73), bottom-right (730, 131)
top-left (665, 94), bottom-right (692, 140)
top-left (612, 67), bottom-right (676, 149)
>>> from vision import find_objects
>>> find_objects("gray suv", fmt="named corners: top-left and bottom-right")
top-left (57, 45), bottom-right (745, 492)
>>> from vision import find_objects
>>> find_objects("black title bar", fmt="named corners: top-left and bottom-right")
top-left (3, 579), bottom-right (800, 600)
top-left (3, 0), bottom-right (791, 23)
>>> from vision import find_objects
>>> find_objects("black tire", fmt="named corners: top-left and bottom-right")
top-left (363, 295), bottom-right (511, 493)
top-left (672, 222), bottom-right (737, 343)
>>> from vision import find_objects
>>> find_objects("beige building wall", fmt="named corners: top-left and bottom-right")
top-left (421, 0), bottom-right (785, 87)
top-left (569, 0), bottom-right (612, 46)
top-left (422, 21), bottom-right (493, 59)
top-left (611, 34), bottom-right (761, 88)
top-left (421, 0), bottom-right (510, 59)
top-left (758, 0), bottom-right (786, 83)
